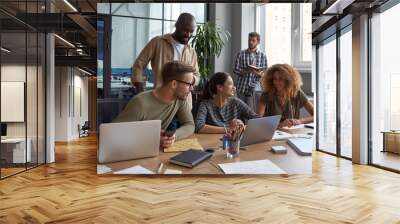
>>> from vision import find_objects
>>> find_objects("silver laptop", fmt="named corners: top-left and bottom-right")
top-left (240, 115), bottom-right (282, 146)
top-left (98, 120), bottom-right (161, 164)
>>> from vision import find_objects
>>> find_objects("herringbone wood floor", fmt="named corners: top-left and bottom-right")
top-left (1, 135), bottom-right (400, 224)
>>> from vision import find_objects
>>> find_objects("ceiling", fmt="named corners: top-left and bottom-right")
top-left (0, 0), bottom-right (99, 72)
top-left (0, 0), bottom-right (395, 72)
top-left (311, 0), bottom-right (390, 43)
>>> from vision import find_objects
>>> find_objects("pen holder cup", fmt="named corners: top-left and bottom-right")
top-left (226, 139), bottom-right (240, 159)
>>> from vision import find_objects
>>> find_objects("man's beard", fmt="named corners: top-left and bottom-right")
top-left (176, 92), bottom-right (188, 100)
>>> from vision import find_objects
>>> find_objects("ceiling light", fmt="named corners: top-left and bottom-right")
top-left (54, 34), bottom-right (75, 48)
top-left (78, 67), bottom-right (92, 76)
top-left (1, 47), bottom-right (11, 53)
top-left (322, 0), bottom-right (354, 15)
top-left (63, 0), bottom-right (78, 12)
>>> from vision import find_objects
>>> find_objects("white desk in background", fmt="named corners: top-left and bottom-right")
top-left (1, 138), bottom-right (32, 163)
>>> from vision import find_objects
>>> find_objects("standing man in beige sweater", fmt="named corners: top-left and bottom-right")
top-left (131, 13), bottom-right (200, 97)
top-left (114, 61), bottom-right (196, 149)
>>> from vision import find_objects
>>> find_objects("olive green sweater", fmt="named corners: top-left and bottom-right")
top-left (113, 91), bottom-right (194, 140)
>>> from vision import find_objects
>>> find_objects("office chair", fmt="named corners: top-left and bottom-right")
top-left (79, 121), bottom-right (90, 138)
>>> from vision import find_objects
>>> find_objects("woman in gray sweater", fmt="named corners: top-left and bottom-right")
top-left (195, 72), bottom-right (259, 134)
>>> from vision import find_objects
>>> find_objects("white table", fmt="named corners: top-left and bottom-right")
top-left (1, 138), bottom-right (32, 163)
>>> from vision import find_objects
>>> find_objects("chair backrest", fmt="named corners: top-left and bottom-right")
top-left (82, 121), bottom-right (90, 129)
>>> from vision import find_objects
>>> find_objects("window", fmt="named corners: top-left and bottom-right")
top-left (370, 2), bottom-right (400, 171)
top-left (256, 3), bottom-right (311, 70)
top-left (99, 3), bottom-right (206, 97)
top-left (339, 27), bottom-right (352, 158)
top-left (97, 3), bottom-right (206, 124)
top-left (300, 4), bottom-right (312, 63)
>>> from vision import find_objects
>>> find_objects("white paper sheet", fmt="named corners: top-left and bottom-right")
top-left (97, 164), bottom-right (112, 174)
top-left (272, 130), bottom-right (293, 140)
top-left (113, 165), bottom-right (154, 174)
top-left (273, 130), bottom-right (313, 140)
top-left (218, 159), bottom-right (287, 174)
top-left (164, 169), bottom-right (183, 174)
top-left (281, 124), bottom-right (305, 130)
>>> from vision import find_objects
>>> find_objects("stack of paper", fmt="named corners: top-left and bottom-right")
top-left (287, 138), bottom-right (313, 156)
top-left (218, 159), bottom-right (287, 174)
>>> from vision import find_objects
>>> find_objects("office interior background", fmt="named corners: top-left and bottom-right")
top-left (1, 0), bottom-right (399, 179)
top-left (0, 0), bottom-right (399, 222)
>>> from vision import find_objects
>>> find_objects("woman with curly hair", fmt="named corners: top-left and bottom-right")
top-left (256, 64), bottom-right (314, 128)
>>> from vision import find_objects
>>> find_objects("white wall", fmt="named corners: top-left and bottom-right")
top-left (55, 67), bottom-right (89, 141)
top-left (1, 63), bottom-right (46, 164)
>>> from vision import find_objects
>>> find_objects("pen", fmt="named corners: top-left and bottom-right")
top-left (290, 101), bottom-right (294, 120)
top-left (157, 163), bottom-right (164, 174)
top-left (223, 124), bottom-right (228, 135)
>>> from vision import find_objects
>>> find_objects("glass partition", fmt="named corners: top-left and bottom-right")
top-left (0, 1), bottom-right (46, 179)
top-left (317, 36), bottom-right (337, 155)
top-left (1, 31), bottom-right (28, 177)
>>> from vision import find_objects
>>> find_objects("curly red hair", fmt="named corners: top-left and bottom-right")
top-left (261, 64), bottom-right (303, 102)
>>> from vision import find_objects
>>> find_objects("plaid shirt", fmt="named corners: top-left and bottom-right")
top-left (233, 49), bottom-right (267, 96)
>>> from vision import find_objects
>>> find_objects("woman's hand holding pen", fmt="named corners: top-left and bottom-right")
top-left (279, 119), bottom-right (302, 128)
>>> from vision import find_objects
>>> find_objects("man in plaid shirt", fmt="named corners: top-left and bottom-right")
top-left (233, 32), bottom-right (267, 110)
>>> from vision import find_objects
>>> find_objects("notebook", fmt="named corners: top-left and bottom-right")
top-left (248, 64), bottom-right (262, 71)
top-left (169, 149), bottom-right (212, 168)
top-left (287, 138), bottom-right (313, 156)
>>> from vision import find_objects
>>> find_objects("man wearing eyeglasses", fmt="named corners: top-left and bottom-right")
top-left (131, 13), bottom-right (199, 100)
top-left (114, 61), bottom-right (195, 149)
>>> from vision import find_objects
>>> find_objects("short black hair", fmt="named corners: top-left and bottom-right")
top-left (175, 13), bottom-right (196, 28)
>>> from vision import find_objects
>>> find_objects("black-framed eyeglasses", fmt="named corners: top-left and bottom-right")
top-left (175, 79), bottom-right (195, 87)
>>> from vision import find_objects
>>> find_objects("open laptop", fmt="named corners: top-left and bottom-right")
top-left (240, 115), bottom-right (281, 146)
top-left (98, 120), bottom-right (161, 164)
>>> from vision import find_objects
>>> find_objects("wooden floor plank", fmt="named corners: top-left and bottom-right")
top-left (0, 135), bottom-right (399, 223)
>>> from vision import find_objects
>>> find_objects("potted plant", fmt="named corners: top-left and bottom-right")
top-left (191, 21), bottom-right (231, 90)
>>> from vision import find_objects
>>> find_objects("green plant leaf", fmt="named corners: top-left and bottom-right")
top-left (191, 21), bottom-right (231, 78)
